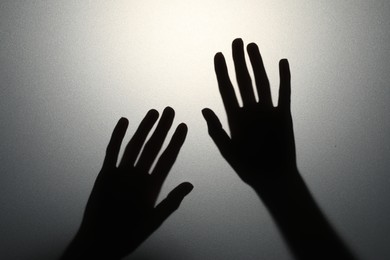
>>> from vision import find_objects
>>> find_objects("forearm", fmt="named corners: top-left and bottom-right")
top-left (253, 171), bottom-right (355, 260)
top-left (61, 236), bottom-right (95, 260)
top-left (61, 233), bottom-right (102, 260)
top-left (61, 228), bottom-right (120, 260)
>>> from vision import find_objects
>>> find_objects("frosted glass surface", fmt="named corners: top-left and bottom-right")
top-left (1, 1), bottom-right (389, 259)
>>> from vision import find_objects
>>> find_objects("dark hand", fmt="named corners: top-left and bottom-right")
top-left (203, 39), bottom-right (355, 260)
top-left (63, 107), bottom-right (193, 259)
top-left (202, 38), bottom-right (297, 188)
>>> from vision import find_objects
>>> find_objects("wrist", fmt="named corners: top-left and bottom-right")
top-left (249, 168), bottom-right (302, 199)
top-left (250, 170), bottom-right (325, 225)
top-left (62, 228), bottom-right (112, 260)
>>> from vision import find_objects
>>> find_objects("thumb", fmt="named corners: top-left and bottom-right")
top-left (151, 182), bottom-right (193, 229)
top-left (202, 108), bottom-right (232, 159)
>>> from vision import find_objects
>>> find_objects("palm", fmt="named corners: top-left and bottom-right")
top-left (232, 106), bottom-right (295, 180)
top-left (84, 167), bottom-right (158, 255)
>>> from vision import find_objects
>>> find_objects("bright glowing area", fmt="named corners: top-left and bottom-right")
top-left (1, 1), bottom-right (390, 259)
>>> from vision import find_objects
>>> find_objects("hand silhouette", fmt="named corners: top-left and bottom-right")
top-left (62, 107), bottom-right (193, 259)
top-left (202, 38), bottom-right (297, 188)
top-left (203, 39), bottom-right (355, 260)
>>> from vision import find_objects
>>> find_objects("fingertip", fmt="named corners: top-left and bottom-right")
top-left (201, 108), bottom-right (214, 121)
top-left (279, 59), bottom-right (290, 77)
top-left (182, 182), bottom-right (194, 192)
top-left (177, 122), bottom-right (188, 134)
top-left (118, 117), bottom-right (129, 126)
top-left (169, 123), bottom-right (187, 146)
top-left (201, 108), bottom-right (210, 115)
top-left (176, 182), bottom-right (194, 197)
top-left (185, 186), bottom-right (194, 196)
top-left (147, 109), bottom-right (159, 119)
top-left (201, 108), bottom-right (206, 117)
top-left (115, 118), bottom-right (129, 134)
top-left (164, 106), bottom-right (175, 115)
top-left (247, 42), bottom-right (258, 51)
top-left (214, 52), bottom-right (224, 62)
top-left (279, 58), bottom-right (289, 66)
top-left (233, 38), bottom-right (243, 46)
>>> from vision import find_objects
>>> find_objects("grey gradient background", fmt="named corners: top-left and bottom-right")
top-left (1, 1), bottom-right (390, 259)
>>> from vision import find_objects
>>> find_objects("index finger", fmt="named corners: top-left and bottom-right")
top-left (102, 117), bottom-right (129, 169)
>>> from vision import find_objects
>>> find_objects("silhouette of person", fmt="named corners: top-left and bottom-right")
top-left (202, 38), bottom-right (356, 260)
top-left (62, 107), bottom-right (193, 259)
